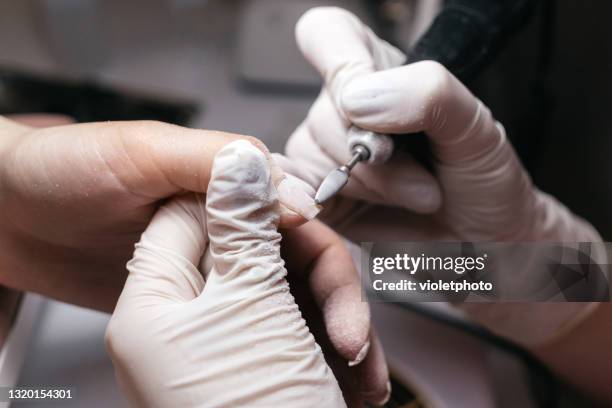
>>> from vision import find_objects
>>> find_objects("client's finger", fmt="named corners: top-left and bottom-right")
top-left (5, 113), bottom-right (75, 127)
top-left (282, 220), bottom-right (369, 361)
top-left (27, 120), bottom-right (314, 225)
top-left (282, 220), bottom-right (390, 405)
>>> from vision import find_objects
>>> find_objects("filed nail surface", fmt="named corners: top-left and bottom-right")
top-left (277, 174), bottom-right (321, 220)
top-left (348, 340), bottom-right (370, 367)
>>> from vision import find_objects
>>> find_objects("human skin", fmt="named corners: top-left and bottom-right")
top-left (0, 116), bottom-right (311, 312)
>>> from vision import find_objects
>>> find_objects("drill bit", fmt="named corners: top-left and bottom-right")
top-left (314, 145), bottom-right (370, 205)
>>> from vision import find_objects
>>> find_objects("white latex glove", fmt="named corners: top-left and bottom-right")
top-left (106, 140), bottom-right (390, 407)
top-left (279, 7), bottom-right (604, 345)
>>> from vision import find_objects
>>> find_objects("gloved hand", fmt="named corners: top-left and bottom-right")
top-left (0, 117), bottom-right (314, 311)
top-left (279, 7), bottom-right (603, 345)
top-left (106, 140), bottom-right (390, 407)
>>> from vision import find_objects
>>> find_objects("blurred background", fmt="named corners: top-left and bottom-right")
top-left (0, 0), bottom-right (610, 406)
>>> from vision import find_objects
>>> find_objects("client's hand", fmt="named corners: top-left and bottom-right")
top-left (0, 117), bottom-right (313, 311)
top-left (106, 141), bottom-right (389, 407)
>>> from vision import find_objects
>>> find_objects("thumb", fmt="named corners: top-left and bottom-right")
top-left (205, 140), bottom-right (284, 289)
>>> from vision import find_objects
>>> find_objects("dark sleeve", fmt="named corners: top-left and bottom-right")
top-left (408, 0), bottom-right (539, 82)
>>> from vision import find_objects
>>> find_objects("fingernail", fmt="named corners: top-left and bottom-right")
top-left (379, 381), bottom-right (392, 406)
top-left (364, 380), bottom-right (392, 407)
top-left (277, 174), bottom-right (321, 220)
top-left (348, 340), bottom-right (370, 367)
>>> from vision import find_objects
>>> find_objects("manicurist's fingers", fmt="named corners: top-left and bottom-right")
top-left (122, 193), bottom-right (208, 304)
top-left (340, 61), bottom-right (506, 165)
top-left (296, 7), bottom-right (405, 106)
top-left (295, 93), bottom-right (441, 213)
